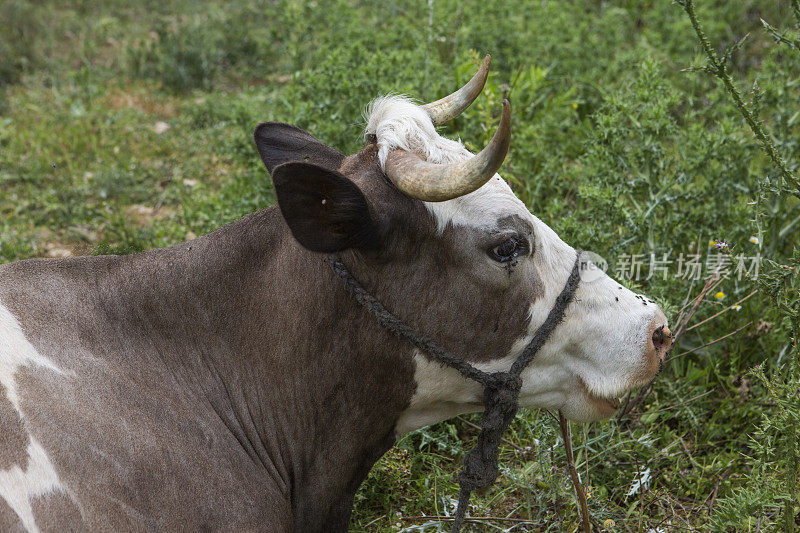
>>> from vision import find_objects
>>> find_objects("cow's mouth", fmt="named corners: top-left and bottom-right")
top-left (577, 377), bottom-right (622, 414)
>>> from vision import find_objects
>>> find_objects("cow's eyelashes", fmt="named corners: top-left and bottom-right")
top-left (488, 236), bottom-right (528, 263)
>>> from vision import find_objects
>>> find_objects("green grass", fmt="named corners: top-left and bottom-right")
top-left (2, 1), bottom-right (800, 531)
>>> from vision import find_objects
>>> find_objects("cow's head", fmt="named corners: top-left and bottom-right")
top-left (254, 56), bottom-right (671, 432)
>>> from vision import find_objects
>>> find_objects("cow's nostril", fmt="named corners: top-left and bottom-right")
top-left (652, 324), bottom-right (672, 351)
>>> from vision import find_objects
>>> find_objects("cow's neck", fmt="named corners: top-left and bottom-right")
top-left (99, 207), bottom-right (415, 530)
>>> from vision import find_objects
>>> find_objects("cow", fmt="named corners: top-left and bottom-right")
top-left (0, 56), bottom-right (671, 532)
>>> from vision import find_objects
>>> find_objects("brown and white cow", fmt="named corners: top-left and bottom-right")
top-left (0, 59), bottom-right (670, 531)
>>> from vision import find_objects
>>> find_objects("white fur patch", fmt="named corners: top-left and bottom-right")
top-left (394, 349), bottom-right (565, 435)
top-left (0, 301), bottom-right (67, 532)
top-left (0, 438), bottom-right (65, 532)
top-left (365, 95), bottom-right (472, 170)
top-left (0, 304), bottom-right (61, 414)
top-left (395, 348), bottom-right (576, 435)
top-left (394, 351), bottom-right (483, 435)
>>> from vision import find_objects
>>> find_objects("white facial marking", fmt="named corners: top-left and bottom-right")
top-left (368, 95), bottom-right (666, 430)
top-left (0, 300), bottom-right (67, 531)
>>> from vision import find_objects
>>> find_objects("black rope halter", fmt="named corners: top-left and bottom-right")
top-left (327, 250), bottom-right (582, 533)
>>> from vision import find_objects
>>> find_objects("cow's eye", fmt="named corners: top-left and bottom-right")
top-left (489, 237), bottom-right (527, 262)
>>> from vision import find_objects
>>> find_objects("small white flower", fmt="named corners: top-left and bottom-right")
top-left (732, 304), bottom-right (742, 311)
top-left (749, 236), bottom-right (760, 245)
top-left (153, 121), bottom-right (170, 134)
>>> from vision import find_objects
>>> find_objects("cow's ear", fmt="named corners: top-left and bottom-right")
top-left (271, 161), bottom-right (381, 253)
top-left (254, 122), bottom-right (345, 173)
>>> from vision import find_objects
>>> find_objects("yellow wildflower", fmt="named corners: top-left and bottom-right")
top-left (715, 291), bottom-right (725, 300)
top-left (603, 518), bottom-right (616, 528)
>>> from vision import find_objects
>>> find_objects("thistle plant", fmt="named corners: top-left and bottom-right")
top-left (677, 1), bottom-right (800, 530)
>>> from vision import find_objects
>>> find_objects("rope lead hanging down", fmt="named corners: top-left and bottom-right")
top-left (327, 251), bottom-right (582, 533)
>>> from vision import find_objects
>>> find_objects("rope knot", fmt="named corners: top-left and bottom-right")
top-left (456, 372), bottom-right (523, 496)
top-left (484, 371), bottom-right (521, 393)
top-left (482, 372), bottom-right (521, 424)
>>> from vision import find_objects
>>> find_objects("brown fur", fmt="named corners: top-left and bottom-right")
top-left (30, 492), bottom-right (83, 533)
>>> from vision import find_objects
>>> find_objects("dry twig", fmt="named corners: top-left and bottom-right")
top-left (400, 514), bottom-right (534, 524)
top-left (558, 412), bottom-right (591, 533)
top-left (666, 321), bottom-right (753, 363)
top-left (686, 289), bottom-right (758, 332)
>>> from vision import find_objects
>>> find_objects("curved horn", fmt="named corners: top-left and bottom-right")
top-left (422, 54), bottom-right (491, 126)
top-left (385, 99), bottom-right (511, 202)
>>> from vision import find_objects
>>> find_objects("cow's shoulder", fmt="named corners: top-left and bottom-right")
top-left (0, 281), bottom-right (292, 531)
